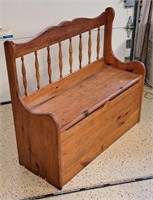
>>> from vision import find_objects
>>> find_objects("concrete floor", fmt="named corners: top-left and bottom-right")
top-left (0, 86), bottom-right (153, 200)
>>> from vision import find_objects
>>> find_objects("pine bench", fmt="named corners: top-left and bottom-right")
top-left (4, 7), bottom-right (145, 189)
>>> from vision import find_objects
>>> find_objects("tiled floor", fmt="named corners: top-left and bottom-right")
top-left (0, 86), bottom-right (153, 200)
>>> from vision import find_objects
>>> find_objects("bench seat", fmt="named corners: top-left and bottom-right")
top-left (23, 61), bottom-right (141, 131)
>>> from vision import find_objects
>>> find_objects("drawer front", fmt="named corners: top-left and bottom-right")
top-left (60, 80), bottom-right (143, 185)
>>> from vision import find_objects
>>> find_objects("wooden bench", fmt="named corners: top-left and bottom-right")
top-left (4, 7), bottom-right (145, 189)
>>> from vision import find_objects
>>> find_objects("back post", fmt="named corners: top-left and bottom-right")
top-left (103, 7), bottom-right (115, 65)
top-left (4, 41), bottom-right (20, 104)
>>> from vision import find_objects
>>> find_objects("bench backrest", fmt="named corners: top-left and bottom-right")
top-left (4, 7), bottom-right (114, 98)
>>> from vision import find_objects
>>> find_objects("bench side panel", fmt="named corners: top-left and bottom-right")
top-left (4, 41), bottom-right (62, 189)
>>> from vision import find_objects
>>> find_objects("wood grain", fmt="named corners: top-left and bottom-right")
top-left (21, 56), bottom-right (28, 96)
top-left (97, 27), bottom-right (100, 60)
top-left (4, 41), bottom-right (62, 189)
top-left (69, 38), bottom-right (73, 73)
top-left (4, 7), bottom-right (145, 189)
top-left (31, 66), bottom-right (141, 130)
top-left (79, 34), bottom-right (82, 69)
top-left (88, 30), bottom-right (91, 64)
top-left (23, 59), bottom-right (105, 108)
top-left (47, 46), bottom-right (52, 84)
top-left (13, 11), bottom-right (106, 58)
top-left (60, 80), bottom-right (142, 185)
top-left (59, 42), bottom-right (63, 79)
top-left (34, 51), bottom-right (40, 90)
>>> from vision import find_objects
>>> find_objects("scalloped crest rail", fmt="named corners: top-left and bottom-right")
top-left (4, 7), bottom-right (145, 189)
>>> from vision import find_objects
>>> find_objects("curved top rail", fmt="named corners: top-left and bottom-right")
top-left (8, 8), bottom-right (114, 58)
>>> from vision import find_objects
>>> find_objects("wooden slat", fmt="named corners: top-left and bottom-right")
top-left (88, 30), bottom-right (91, 64)
top-left (34, 51), bottom-right (40, 90)
top-left (47, 46), bottom-right (52, 84)
top-left (13, 11), bottom-right (107, 58)
top-left (69, 38), bottom-right (73, 73)
top-left (21, 56), bottom-right (28, 96)
top-left (79, 34), bottom-right (82, 69)
top-left (97, 27), bottom-right (100, 60)
top-left (59, 41), bottom-right (63, 79)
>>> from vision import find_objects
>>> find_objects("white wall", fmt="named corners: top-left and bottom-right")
top-left (1, 1), bottom-right (127, 38)
top-left (0, 0), bottom-right (130, 102)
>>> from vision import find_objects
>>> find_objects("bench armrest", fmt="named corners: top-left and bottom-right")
top-left (112, 55), bottom-right (146, 78)
top-left (104, 7), bottom-right (145, 78)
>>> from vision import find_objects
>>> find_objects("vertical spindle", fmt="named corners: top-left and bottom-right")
top-left (97, 27), bottom-right (100, 60)
top-left (79, 34), bottom-right (82, 69)
top-left (69, 38), bottom-right (73, 73)
top-left (21, 56), bottom-right (27, 96)
top-left (88, 30), bottom-right (92, 64)
top-left (59, 41), bottom-right (63, 78)
top-left (47, 46), bottom-right (52, 84)
top-left (34, 51), bottom-right (40, 90)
